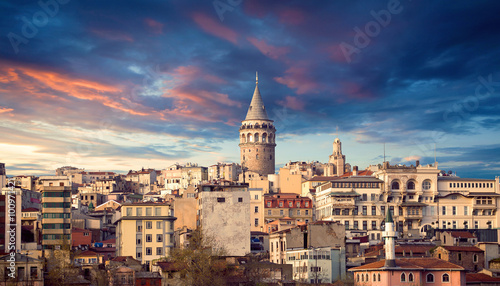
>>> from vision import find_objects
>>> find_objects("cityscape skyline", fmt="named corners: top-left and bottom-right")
top-left (1, 1), bottom-right (500, 178)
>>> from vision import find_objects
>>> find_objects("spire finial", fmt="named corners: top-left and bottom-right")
top-left (256, 71), bottom-right (258, 85)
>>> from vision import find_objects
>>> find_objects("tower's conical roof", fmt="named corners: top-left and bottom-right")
top-left (244, 73), bottom-right (269, 121)
top-left (385, 209), bottom-right (393, 223)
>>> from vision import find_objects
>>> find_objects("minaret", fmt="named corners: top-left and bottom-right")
top-left (383, 209), bottom-right (397, 267)
top-left (239, 73), bottom-right (276, 176)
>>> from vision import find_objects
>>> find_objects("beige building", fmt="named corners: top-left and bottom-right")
top-left (264, 193), bottom-right (313, 225)
top-left (278, 168), bottom-right (303, 195)
top-left (208, 162), bottom-right (242, 182)
top-left (116, 202), bottom-right (176, 270)
top-left (164, 164), bottom-right (182, 190)
top-left (197, 190), bottom-right (250, 256)
top-left (250, 188), bottom-right (265, 232)
top-left (180, 164), bottom-right (208, 189)
top-left (239, 74), bottom-right (276, 176)
top-left (126, 169), bottom-right (157, 194)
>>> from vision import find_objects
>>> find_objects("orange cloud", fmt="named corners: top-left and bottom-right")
top-left (0, 106), bottom-right (13, 114)
top-left (274, 65), bottom-right (319, 95)
top-left (144, 18), bottom-right (164, 34)
top-left (0, 63), bottom-right (152, 116)
top-left (247, 37), bottom-right (290, 60)
top-left (192, 12), bottom-right (238, 44)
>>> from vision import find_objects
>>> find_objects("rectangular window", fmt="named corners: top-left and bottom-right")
top-left (363, 221), bottom-right (367, 230)
top-left (146, 247), bottom-right (152, 256)
top-left (442, 206), bottom-right (446, 215)
top-left (475, 221), bottom-right (479, 229)
top-left (372, 220), bottom-right (377, 230)
top-left (217, 197), bottom-right (225, 203)
top-left (267, 201), bottom-right (271, 207)
top-left (280, 210), bottom-right (284, 216)
top-left (452, 221), bottom-right (457, 229)
top-left (345, 221), bottom-right (349, 230)
top-left (279, 201), bottom-right (283, 207)
top-left (156, 221), bottom-right (162, 229)
top-left (156, 247), bottom-right (162, 255)
top-left (136, 208), bottom-right (142, 216)
top-left (297, 210), bottom-right (301, 215)
top-left (452, 206), bottom-right (456, 215)
top-left (157, 234), bottom-right (163, 242)
top-left (136, 238), bottom-right (141, 245)
top-left (254, 218), bottom-right (259, 226)
top-left (381, 206), bottom-right (385, 215)
top-left (372, 206), bottom-right (376, 216)
top-left (255, 195), bottom-right (259, 200)
top-left (146, 234), bottom-right (152, 242)
top-left (353, 221), bottom-right (358, 230)
top-left (442, 221), bottom-right (447, 229)
top-left (464, 206), bottom-right (468, 216)
top-left (155, 207), bottom-right (161, 216)
top-left (146, 207), bottom-right (152, 216)
top-left (362, 194), bottom-right (367, 201)
top-left (255, 206), bottom-right (259, 213)
top-left (362, 206), bottom-right (367, 216)
top-left (371, 194), bottom-right (376, 201)
top-left (238, 197), bottom-right (243, 202)
top-left (268, 210), bottom-right (272, 215)
top-left (305, 210), bottom-right (309, 215)
top-left (354, 207), bottom-right (358, 215)
top-left (146, 221), bottom-right (152, 229)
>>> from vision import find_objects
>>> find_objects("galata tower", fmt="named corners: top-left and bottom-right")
top-left (239, 73), bottom-right (276, 175)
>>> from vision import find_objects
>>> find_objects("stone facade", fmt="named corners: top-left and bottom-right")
top-left (432, 246), bottom-right (484, 272)
top-left (239, 75), bottom-right (276, 176)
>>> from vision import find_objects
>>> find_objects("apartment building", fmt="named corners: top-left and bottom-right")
top-left (264, 193), bottom-right (313, 224)
top-left (116, 202), bottom-right (176, 270)
top-left (197, 190), bottom-right (250, 256)
top-left (208, 162), bottom-right (242, 182)
top-left (250, 188), bottom-right (265, 232)
top-left (41, 185), bottom-right (72, 250)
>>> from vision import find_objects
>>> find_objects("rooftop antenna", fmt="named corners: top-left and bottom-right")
top-left (383, 143), bottom-right (386, 163)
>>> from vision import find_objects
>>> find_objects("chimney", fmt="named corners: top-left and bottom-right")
top-left (353, 166), bottom-right (358, 176)
top-left (416, 160), bottom-right (420, 167)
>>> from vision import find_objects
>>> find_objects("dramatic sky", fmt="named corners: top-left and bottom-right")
top-left (1, 1), bottom-right (499, 178)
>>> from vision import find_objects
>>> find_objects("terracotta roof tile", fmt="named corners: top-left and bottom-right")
top-left (447, 231), bottom-right (476, 238)
top-left (466, 273), bottom-right (500, 283)
top-left (440, 246), bottom-right (483, 252)
top-left (350, 258), bottom-right (464, 271)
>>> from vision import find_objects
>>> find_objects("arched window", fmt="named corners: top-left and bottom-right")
top-left (407, 181), bottom-right (415, 190)
top-left (357, 274), bottom-right (359, 282)
top-left (247, 133), bottom-right (252, 142)
top-left (442, 273), bottom-right (450, 282)
top-left (241, 134), bottom-right (246, 143)
top-left (426, 273), bottom-right (434, 282)
top-left (262, 133), bottom-right (267, 143)
top-left (361, 274), bottom-right (364, 282)
top-left (254, 133), bottom-right (259, 142)
top-left (422, 180), bottom-right (432, 190)
top-left (373, 273), bottom-right (376, 281)
top-left (408, 273), bottom-right (414, 282)
top-left (392, 181), bottom-right (400, 190)
top-left (378, 273), bottom-right (381, 281)
top-left (401, 273), bottom-right (406, 282)
top-left (474, 254), bottom-right (478, 263)
top-left (366, 274), bottom-right (369, 281)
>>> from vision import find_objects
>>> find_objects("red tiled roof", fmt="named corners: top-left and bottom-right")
top-left (112, 256), bottom-right (139, 262)
top-left (157, 261), bottom-right (185, 272)
top-left (99, 238), bottom-right (116, 244)
top-left (340, 170), bottom-right (373, 177)
top-left (22, 208), bottom-right (39, 212)
top-left (440, 246), bottom-right (483, 252)
top-left (466, 273), bottom-right (500, 283)
top-left (308, 176), bottom-right (338, 182)
top-left (350, 258), bottom-right (464, 271)
top-left (447, 231), bottom-right (475, 238)
top-left (76, 250), bottom-right (98, 257)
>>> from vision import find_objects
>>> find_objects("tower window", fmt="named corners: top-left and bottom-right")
top-left (270, 155), bottom-right (273, 160)
top-left (256, 155), bottom-right (259, 160)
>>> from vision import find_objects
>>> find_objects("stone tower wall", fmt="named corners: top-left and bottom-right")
top-left (239, 121), bottom-right (276, 175)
